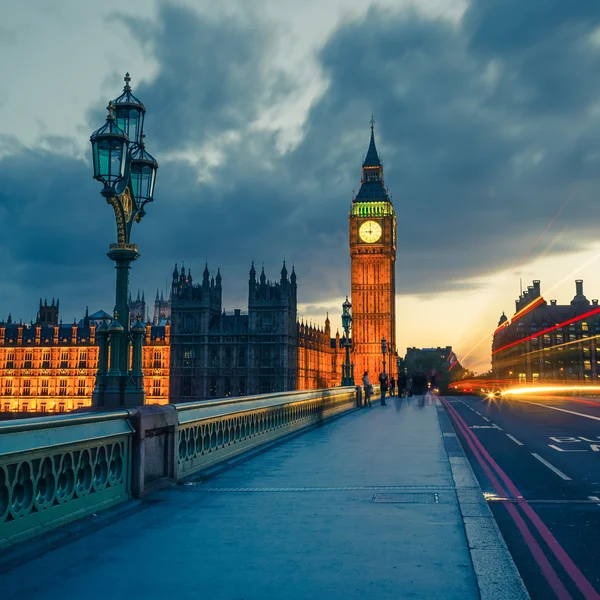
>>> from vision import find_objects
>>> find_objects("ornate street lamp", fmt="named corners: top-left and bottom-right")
top-left (90, 73), bottom-right (159, 409)
top-left (381, 337), bottom-right (387, 373)
top-left (341, 296), bottom-right (354, 386)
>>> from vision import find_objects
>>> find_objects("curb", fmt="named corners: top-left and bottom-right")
top-left (435, 397), bottom-right (530, 600)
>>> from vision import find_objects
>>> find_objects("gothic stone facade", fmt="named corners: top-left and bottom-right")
top-left (169, 262), bottom-right (341, 400)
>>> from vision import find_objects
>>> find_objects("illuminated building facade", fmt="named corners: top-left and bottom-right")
top-left (0, 299), bottom-right (170, 413)
top-left (297, 319), bottom-right (344, 390)
top-left (492, 279), bottom-right (600, 383)
top-left (349, 122), bottom-right (397, 378)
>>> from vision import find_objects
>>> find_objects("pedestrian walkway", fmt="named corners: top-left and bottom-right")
top-left (0, 395), bottom-right (525, 600)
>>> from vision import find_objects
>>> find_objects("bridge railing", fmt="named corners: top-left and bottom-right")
top-left (0, 386), bottom-right (361, 549)
top-left (0, 411), bottom-right (132, 549)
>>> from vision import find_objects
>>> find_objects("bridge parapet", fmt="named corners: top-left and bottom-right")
top-left (0, 411), bottom-right (132, 549)
top-left (0, 386), bottom-right (360, 549)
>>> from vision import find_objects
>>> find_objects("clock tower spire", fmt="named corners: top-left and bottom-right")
top-left (349, 119), bottom-right (397, 380)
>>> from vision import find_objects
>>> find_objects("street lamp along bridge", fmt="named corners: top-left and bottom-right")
top-left (90, 73), bottom-right (159, 409)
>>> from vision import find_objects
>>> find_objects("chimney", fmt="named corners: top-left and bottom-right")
top-left (532, 280), bottom-right (541, 297)
top-left (576, 280), bottom-right (584, 297)
top-left (550, 300), bottom-right (557, 306)
top-left (593, 299), bottom-right (599, 307)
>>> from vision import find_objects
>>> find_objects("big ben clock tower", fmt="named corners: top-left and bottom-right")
top-left (349, 120), bottom-right (397, 379)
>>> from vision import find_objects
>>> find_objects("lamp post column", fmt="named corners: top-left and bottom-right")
top-left (107, 245), bottom-right (139, 374)
top-left (341, 296), bottom-right (354, 386)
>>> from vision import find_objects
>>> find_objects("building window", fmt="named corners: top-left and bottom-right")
top-left (210, 377), bottom-right (217, 397)
top-left (211, 347), bottom-right (219, 367)
top-left (153, 350), bottom-right (162, 369)
top-left (42, 350), bottom-right (51, 369)
top-left (41, 379), bottom-right (49, 396)
top-left (518, 373), bottom-right (526, 384)
top-left (543, 335), bottom-right (551, 345)
top-left (238, 348), bottom-right (247, 368)
top-left (23, 380), bottom-right (31, 396)
top-left (59, 403), bottom-right (66, 413)
top-left (60, 351), bottom-right (69, 369)
top-left (24, 351), bottom-right (33, 369)
top-left (183, 348), bottom-right (193, 367)
top-left (153, 380), bottom-right (161, 397)
top-left (3, 403), bottom-right (10, 412)
top-left (78, 380), bottom-right (85, 396)
top-left (22, 402), bottom-right (28, 412)
top-left (4, 380), bottom-right (12, 396)
top-left (59, 379), bottom-right (67, 396)
top-left (556, 334), bottom-right (563, 343)
top-left (582, 322), bottom-right (589, 332)
top-left (78, 351), bottom-right (87, 368)
top-left (532, 373), bottom-right (539, 383)
top-left (6, 351), bottom-right (14, 369)
top-left (40, 403), bottom-right (47, 412)
top-left (224, 377), bottom-right (231, 397)
top-left (181, 376), bottom-right (192, 397)
top-left (584, 360), bottom-right (592, 371)
top-left (238, 377), bottom-right (246, 396)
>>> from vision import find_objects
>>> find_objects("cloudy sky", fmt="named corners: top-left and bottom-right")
top-left (2, 0), bottom-right (600, 372)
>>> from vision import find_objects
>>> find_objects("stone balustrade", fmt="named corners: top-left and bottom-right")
top-left (0, 386), bottom-right (361, 549)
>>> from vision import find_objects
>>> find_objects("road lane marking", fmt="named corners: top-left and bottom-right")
top-left (492, 423), bottom-right (503, 430)
top-left (548, 444), bottom-right (587, 453)
top-left (531, 453), bottom-right (572, 480)
top-left (506, 434), bottom-right (524, 446)
top-left (513, 399), bottom-right (600, 422)
top-left (481, 416), bottom-right (490, 422)
top-left (470, 425), bottom-right (496, 429)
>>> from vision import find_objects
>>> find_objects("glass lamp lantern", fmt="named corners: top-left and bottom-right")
top-left (111, 73), bottom-right (146, 145)
top-left (381, 337), bottom-right (387, 355)
top-left (90, 103), bottom-right (129, 196)
top-left (130, 139), bottom-right (158, 208)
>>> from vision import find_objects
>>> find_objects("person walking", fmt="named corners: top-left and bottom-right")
top-left (378, 371), bottom-right (388, 405)
top-left (406, 375), bottom-right (413, 398)
top-left (362, 371), bottom-right (373, 407)
top-left (389, 376), bottom-right (396, 397)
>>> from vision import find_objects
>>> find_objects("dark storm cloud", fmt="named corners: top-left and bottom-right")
top-left (4, 1), bottom-right (600, 321)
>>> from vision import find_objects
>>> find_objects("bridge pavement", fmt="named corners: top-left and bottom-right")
top-left (0, 396), bottom-right (526, 600)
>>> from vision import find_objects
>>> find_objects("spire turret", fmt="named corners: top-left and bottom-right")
top-left (354, 117), bottom-right (389, 203)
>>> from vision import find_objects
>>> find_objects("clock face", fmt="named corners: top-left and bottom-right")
top-left (359, 220), bottom-right (382, 243)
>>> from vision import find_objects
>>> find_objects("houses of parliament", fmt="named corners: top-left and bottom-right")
top-left (0, 126), bottom-right (397, 412)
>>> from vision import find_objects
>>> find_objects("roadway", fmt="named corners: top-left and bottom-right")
top-left (443, 394), bottom-right (600, 600)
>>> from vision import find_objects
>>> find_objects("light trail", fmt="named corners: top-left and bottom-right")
top-left (492, 306), bottom-right (600, 355)
top-left (504, 385), bottom-right (600, 396)
top-left (457, 186), bottom-right (579, 367)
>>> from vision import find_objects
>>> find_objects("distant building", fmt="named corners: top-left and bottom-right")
top-left (402, 346), bottom-right (461, 393)
top-left (492, 279), bottom-right (600, 384)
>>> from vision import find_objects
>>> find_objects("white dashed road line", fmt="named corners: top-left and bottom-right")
top-left (588, 496), bottom-right (600, 507)
top-left (531, 453), bottom-right (572, 480)
top-left (482, 416), bottom-right (491, 422)
top-left (492, 423), bottom-right (503, 431)
top-left (506, 434), bottom-right (524, 446)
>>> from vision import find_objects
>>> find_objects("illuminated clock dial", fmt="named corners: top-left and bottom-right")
top-left (359, 220), bottom-right (382, 243)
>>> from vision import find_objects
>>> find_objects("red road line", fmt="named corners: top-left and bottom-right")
top-left (443, 397), bottom-right (600, 600)
top-left (441, 398), bottom-right (572, 599)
